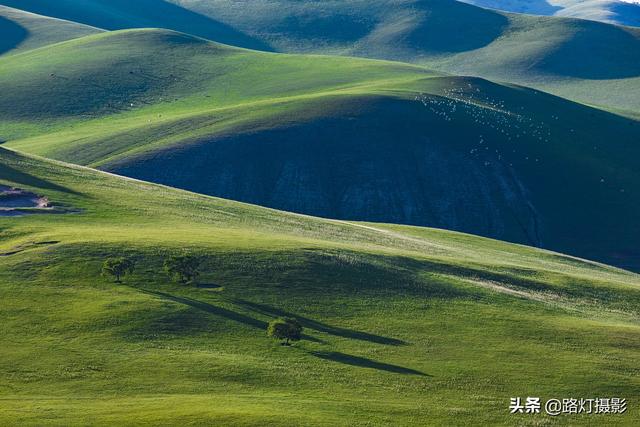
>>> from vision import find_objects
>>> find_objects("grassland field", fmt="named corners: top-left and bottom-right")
top-left (0, 3), bottom-right (639, 426)
top-left (1, 147), bottom-right (639, 425)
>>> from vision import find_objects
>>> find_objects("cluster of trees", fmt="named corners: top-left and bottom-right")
top-left (101, 253), bottom-right (202, 284)
top-left (102, 254), bottom-right (305, 346)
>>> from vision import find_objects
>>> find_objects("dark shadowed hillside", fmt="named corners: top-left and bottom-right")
top-left (109, 96), bottom-right (541, 245)
top-left (0, 5), bottom-right (100, 55)
top-left (106, 90), bottom-right (640, 270)
top-left (0, 0), bottom-right (270, 51)
top-left (1, 29), bottom-right (638, 269)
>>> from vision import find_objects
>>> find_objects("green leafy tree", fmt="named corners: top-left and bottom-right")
top-left (267, 317), bottom-right (303, 345)
top-left (101, 257), bottom-right (134, 283)
top-left (163, 253), bottom-right (202, 284)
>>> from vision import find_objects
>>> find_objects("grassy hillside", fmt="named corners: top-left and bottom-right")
top-left (0, 5), bottom-right (100, 56)
top-left (0, 0), bottom-right (270, 52)
top-left (2, 0), bottom-right (639, 112)
top-left (2, 29), bottom-right (639, 270)
top-left (1, 146), bottom-right (640, 425)
top-left (0, 29), bottom-right (435, 139)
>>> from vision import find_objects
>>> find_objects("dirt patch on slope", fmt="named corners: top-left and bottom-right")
top-left (0, 184), bottom-right (56, 216)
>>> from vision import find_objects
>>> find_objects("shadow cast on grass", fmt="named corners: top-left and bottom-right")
top-left (141, 289), bottom-right (322, 343)
top-left (142, 289), bottom-right (267, 329)
top-left (196, 283), bottom-right (223, 289)
top-left (236, 299), bottom-right (406, 346)
top-left (0, 0), bottom-right (273, 51)
top-left (0, 15), bottom-right (27, 55)
top-left (0, 159), bottom-right (80, 195)
top-left (311, 351), bottom-right (429, 376)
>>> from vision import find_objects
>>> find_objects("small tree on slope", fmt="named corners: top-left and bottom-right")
top-left (163, 253), bottom-right (202, 284)
top-left (267, 318), bottom-right (303, 346)
top-left (101, 257), bottom-right (135, 283)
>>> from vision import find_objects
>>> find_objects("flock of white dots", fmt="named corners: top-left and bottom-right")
top-left (413, 84), bottom-right (626, 194)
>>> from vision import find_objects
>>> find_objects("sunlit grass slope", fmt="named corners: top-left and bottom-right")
top-left (0, 5), bottom-right (100, 56)
top-left (2, 0), bottom-right (639, 112)
top-left (1, 147), bottom-right (640, 425)
top-left (2, 29), bottom-right (639, 269)
top-left (0, 29), bottom-right (436, 142)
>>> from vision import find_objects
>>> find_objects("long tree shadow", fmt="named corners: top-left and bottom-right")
top-left (142, 289), bottom-right (267, 329)
top-left (235, 299), bottom-right (406, 346)
top-left (311, 351), bottom-right (429, 376)
top-left (141, 289), bottom-right (322, 343)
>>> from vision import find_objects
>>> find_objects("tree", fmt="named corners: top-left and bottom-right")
top-left (163, 253), bottom-right (202, 284)
top-left (267, 317), bottom-right (303, 346)
top-left (101, 257), bottom-right (134, 283)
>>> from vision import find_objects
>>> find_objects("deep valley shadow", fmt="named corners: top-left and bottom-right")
top-left (0, 0), bottom-right (272, 51)
top-left (0, 15), bottom-right (27, 55)
top-left (538, 20), bottom-right (640, 79)
top-left (403, 0), bottom-right (509, 54)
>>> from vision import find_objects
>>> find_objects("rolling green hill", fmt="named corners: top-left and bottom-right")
top-left (0, 5), bottom-right (100, 56)
top-left (2, 0), bottom-right (639, 112)
top-left (2, 2), bottom-right (639, 425)
top-left (1, 146), bottom-right (640, 425)
top-left (2, 29), bottom-right (639, 270)
top-left (0, 0), bottom-right (270, 52)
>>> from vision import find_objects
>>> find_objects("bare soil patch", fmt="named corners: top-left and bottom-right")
top-left (0, 184), bottom-right (56, 216)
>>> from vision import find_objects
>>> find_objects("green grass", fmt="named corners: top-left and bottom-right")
top-left (1, 4), bottom-right (639, 426)
top-left (0, 29), bottom-right (437, 140)
top-left (1, 145), bottom-right (640, 426)
top-left (1, 29), bottom-right (639, 269)
top-left (2, 0), bottom-right (639, 113)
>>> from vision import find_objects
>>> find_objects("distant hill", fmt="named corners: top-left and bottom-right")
top-left (461, 0), bottom-right (640, 27)
top-left (0, 0), bottom-right (270, 51)
top-left (2, 0), bottom-right (639, 113)
top-left (0, 5), bottom-right (100, 55)
top-left (2, 29), bottom-right (639, 269)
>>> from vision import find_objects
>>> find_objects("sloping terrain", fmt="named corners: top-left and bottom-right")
top-left (2, 29), bottom-right (639, 269)
top-left (2, 0), bottom-right (639, 112)
top-left (461, 0), bottom-right (640, 27)
top-left (1, 146), bottom-right (639, 425)
top-left (0, 5), bottom-right (100, 56)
